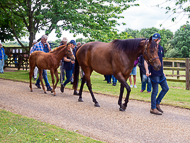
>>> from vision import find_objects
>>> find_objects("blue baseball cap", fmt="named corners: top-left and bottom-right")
top-left (69, 40), bottom-right (76, 45)
top-left (152, 33), bottom-right (161, 40)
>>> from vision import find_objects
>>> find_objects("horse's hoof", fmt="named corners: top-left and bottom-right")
top-left (44, 91), bottom-right (47, 94)
top-left (94, 103), bottom-right (100, 107)
top-left (119, 104), bottom-right (126, 111)
top-left (78, 98), bottom-right (83, 102)
top-left (54, 94), bottom-right (56, 96)
top-left (30, 90), bottom-right (33, 92)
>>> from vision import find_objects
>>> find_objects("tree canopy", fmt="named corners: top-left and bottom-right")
top-left (0, 0), bottom-right (138, 51)
top-left (166, 24), bottom-right (190, 58)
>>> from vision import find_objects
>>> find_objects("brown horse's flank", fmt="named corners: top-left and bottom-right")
top-left (29, 44), bottom-right (75, 96)
top-left (73, 36), bottom-right (161, 111)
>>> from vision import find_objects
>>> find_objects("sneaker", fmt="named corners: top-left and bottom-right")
top-left (35, 83), bottom-right (41, 89)
top-left (60, 84), bottom-right (65, 93)
top-left (47, 86), bottom-right (52, 91)
top-left (134, 85), bottom-right (137, 88)
top-left (130, 85), bottom-right (133, 88)
top-left (147, 91), bottom-right (151, 93)
top-left (140, 90), bottom-right (144, 92)
top-left (112, 83), bottom-right (116, 86)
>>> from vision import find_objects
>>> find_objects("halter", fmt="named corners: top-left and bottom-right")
top-left (143, 39), bottom-right (159, 64)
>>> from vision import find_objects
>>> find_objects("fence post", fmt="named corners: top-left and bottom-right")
top-left (186, 58), bottom-right (190, 90)
top-left (172, 61), bottom-right (174, 76)
top-left (177, 62), bottom-right (180, 79)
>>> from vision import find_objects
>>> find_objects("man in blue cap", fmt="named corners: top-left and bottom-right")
top-left (144, 33), bottom-right (169, 115)
top-left (60, 40), bottom-right (79, 95)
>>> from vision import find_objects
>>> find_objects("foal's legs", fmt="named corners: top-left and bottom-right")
top-left (50, 69), bottom-right (56, 95)
top-left (50, 69), bottom-right (59, 96)
top-left (29, 65), bottom-right (35, 92)
top-left (39, 69), bottom-right (46, 94)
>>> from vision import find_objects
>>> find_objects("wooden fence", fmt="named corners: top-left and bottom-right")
top-left (163, 58), bottom-right (190, 90)
top-left (4, 47), bottom-right (29, 70)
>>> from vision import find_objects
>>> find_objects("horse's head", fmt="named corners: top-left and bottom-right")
top-left (143, 36), bottom-right (161, 71)
top-left (66, 43), bottom-right (75, 61)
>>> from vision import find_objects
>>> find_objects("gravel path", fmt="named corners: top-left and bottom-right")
top-left (0, 79), bottom-right (190, 143)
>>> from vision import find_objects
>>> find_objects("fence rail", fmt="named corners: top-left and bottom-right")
top-left (163, 58), bottom-right (190, 90)
top-left (4, 46), bottom-right (29, 70)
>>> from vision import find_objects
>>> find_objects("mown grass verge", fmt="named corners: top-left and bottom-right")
top-left (0, 109), bottom-right (103, 143)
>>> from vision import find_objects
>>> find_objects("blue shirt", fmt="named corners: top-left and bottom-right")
top-left (30, 41), bottom-right (51, 54)
top-left (149, 44), bottom-right (164, 77)
top-left (0, 47), bottom-right (5, 60)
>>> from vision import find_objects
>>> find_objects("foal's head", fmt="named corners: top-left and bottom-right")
top-left (66, 43), bottom-right (75, 61)
top-left (143, 36), bottom-right (161, 71)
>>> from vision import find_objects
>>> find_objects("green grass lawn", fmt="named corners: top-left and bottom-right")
top-left (0, 110), bottom-right (103, 143)
top-left (1, 67), bottom-right (190, 109)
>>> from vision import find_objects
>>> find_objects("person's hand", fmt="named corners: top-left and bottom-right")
top-left (146, 71), bottom-right (151, 77)
top-left (71, 60), bottom-right (75, 64)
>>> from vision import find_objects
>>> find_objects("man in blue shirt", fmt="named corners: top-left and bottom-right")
top-left (0, 43), bottom-right (5, 73)
top-left (145, 33), bottom-right (169, 115)
top-left (30, 35), bottom-right (52, 91)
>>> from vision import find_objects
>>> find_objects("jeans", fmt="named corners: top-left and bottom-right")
top-left (60, 65), bottom-right (65, 83)
top-left (141, 74), bottom-right (151, 92)
top-left (105, 75), bottom-right (111, 83)
top-left (63, 69), bottom-right (73, 86)
top-left (112, 75), bottom-right (117, 84)
top-left (151, 75), bottom-right (169, 109)
top-left (36, 70), bottom-right (50, 87)
top-left (0, 59), bottom-right (4, 73)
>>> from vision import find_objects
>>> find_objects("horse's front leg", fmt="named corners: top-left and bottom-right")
top-left (85, 74), bottom-right (100, 107)
top-left (50, 69), bottom-right (56, 96)
top-left (118, 83), bottom-right (125, 111)
top-left (39, 69), bottom-right (46, 94)
top-left (115, 73), bottom-right (131, 111)
top-left (53, 69), bottom-right (59, 96)
top-left (78, 76), bottom-right (86, 102)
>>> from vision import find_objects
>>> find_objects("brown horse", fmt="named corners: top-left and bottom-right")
top-left (29, 44), bottom-right (75, 96)
top-left (73, 36), bottom-right (161, 111)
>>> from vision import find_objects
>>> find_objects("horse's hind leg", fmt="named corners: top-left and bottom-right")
top-left (29, 68), bottom-right (34, 92)
top-left (29, 60), bottom-right (35, 92)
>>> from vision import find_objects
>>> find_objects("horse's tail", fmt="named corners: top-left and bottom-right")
top-left (73, 45), bottom-right (82, 90)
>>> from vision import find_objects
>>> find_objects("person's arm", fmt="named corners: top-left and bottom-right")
top-left (64, 56), bottom-right (75, 64)
top-left (144, 60), bottom-right (151, 77)
top-left (46, 42), bottom-right (51, 52)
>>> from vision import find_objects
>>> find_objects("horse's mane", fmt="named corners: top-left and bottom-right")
top-left (50, 45), bottom-right (66, 53)
top-left (111, 38), bottom-right (146, 52)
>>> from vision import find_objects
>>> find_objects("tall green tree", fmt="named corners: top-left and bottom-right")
top-left (0, 0), bottom-right (138, 52)
top-left (166, 24), bottom-right (190, 58)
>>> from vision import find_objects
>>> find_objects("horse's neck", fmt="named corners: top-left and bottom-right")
top-left (52, 47), bottom-right (66, 61)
